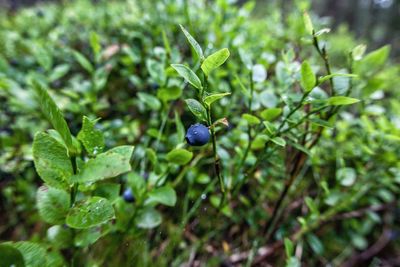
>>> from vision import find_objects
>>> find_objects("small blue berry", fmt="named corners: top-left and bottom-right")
top-left (185, 123), bottom-right (210, 146)
top-left (123, 188), bottom-right (135, 203)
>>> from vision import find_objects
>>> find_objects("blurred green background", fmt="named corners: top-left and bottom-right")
top-left (1, 0), bottom-right (399, 59)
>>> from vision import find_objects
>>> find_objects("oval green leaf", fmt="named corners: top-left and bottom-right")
top-left (300, 60), bottom-right (316, 92)
top-left (136, 207), bottom-right (162, 229)
top-left (204, 92), bottom-right (231, 107)
top-left (326, 96), bottom-right (360, 106)
top-left (77, 116), bottom-right (105, 156)
top-left (37, 186), bottom-right (70, 224)
top-left (146, 185), bottom-right (177, 207)
top-left (31, 80), bottom-right (73, 151)
top-left (33, 132), bottom-right (73, 189)
top-left (66, 197), bottom-right (114, 229)
top-left (166, 148), bottom-right (193, 165)
top-left (242, 113), bottom-right (261, 125)
top-left (171, 64), bottom-right (202, 90)
top-left (179, 24), bottom-right (204, 60)
top-left (72, 145), bottom-right (134, 183)
top-left (0, 244), bottom-right (25, 267)
top-left (201, 48), bottom-right (230, 76)
top-left (185, 99), bottom-right (207, 121)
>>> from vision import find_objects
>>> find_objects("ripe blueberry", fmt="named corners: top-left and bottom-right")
top-left (185, 123), bottom-right (210, 146)
top-left (123, 188), bottom-right (135, 203)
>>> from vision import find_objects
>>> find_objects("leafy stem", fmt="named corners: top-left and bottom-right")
top-left (312, 32), bottom-right (334, 95)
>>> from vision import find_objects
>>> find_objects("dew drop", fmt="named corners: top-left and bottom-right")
top-left (201, 194), bottom-right (207, 200)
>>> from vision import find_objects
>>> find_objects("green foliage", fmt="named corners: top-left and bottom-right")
top-left (12, 242), bottom-right (47, 267)
top-left (77, 116), bottom-right (105, 156)
top-left (147, 186), bottom-right (177, 207)
top-left (0, 0), bottom-right (399, 266)
top-left (300, 60), bottom-right (316, 92)
top-left (185, 99), bottom-right (207, 121)
top-left (32, 132), bottom-right (73, 189)
top-left (166, 148), bottom-right (193, 165)
top-left (204, 92), bottom-right (231, 107)
top-left (171, 64), bottom-right (202, 90)
top-left (66, 197), bottom-right (114, 229)
top-left (0, 244), bottom-right (25, 267)
top-left (72, 146), bottom-right (133, 183)
top-left (201, 48), bottom-right (230, 76)
top-left (36, 186), bottom-right (70, 224)
top-left (30, 80), bottom-right (73, 151)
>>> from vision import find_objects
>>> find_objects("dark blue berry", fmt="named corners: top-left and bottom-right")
top-left (185, 123), bottom-right (210, 146)
top-left (123, 188), bottom-right (135, 203)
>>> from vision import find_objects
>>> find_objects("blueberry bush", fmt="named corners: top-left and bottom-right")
top-left (0, 0), bottom-right (399, 266)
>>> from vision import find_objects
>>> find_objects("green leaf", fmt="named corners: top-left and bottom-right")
top-left (252, 64), bottom-right (267, 83)
top-left (318, 73), bottom-right (357, 84)
top-left (286, 257), bottom-right (301, 267)
top-left (242, 113), bottom-right (261, 125)
top-left (289, 141), bottom-right (311, 156)
top-left (157, 86), bottom-right (182, 102)
top-left (171, 64), bottom-right (202, 90)
top-left (77, 116), bottom-right (105, 156)
top-left (72, 146), bottom-right (134, 183)
top-left (336, 167), bottom-right (356, 186)
top-left (37, 185), bottom-right (70, 224)
top-left (49, 64), bottom-right (70, 82)
top-left (304, 197), bottom-right (319, 214)
top-left (66, 197), bottom-right (114, 229)
top-left (303, 12), bottom-right (314, 35)
top-left (161, 29), bottom-right (172, 57)
top-left (271, 137), bottom-right (286, 147)
top-left (136, 207), bottom-right (162, 229)
top-left (185, 99), bottom-right (207, 121)
top-left (93, 183), bottom-right (121, 203)
top-left (147, 185), bottom-right (177, 206)
top-left (210, 196), bottom-right (232, 217)
top-left (352, 44), bottom-right (367, 61)
top-left (356, 45), bottom-right (390, 74)
top-left (300, 61), bottom-right (316, 92)
top-left (47, 225), bottom-right (73, 249)
top-left (31, 80), bottom-right (72, 150)
top-left (284, 238), bottom-right (294, 257)
top-left (146, 148), bottom-right (158, 167)
top-left (179, 24), bottom-right (204, 60)
top-left (175, 110), bottom-right (185, 143)
top-left (260, 108), bottom-right (282, 121)
top-left (326, 96), bottom-right (360, 106)
top-left (314, 28), bottom-right (331, 37)
top-left (137, 92), bottom-right (162, 110)
top-left (306, 234), bottom-right (324, 255)
top-left (46, 251), bottom-right (66, 266)
top-left (72, 50), bottom-right (94, 73)
top-left (13, 242), bottom-right (47, 267)
top-left (33, 132), bottom-right (73, 189)
top-left (146, 59), bottom-right (166, 85)
top-left (89, 31), bottom-right (101, 60)
top-left (263, 121), bottom-right (277, 135)
top-left (309, 118), bottom-right (333, 128)
top-left (201, 48), bottom-right (230, 76)
top-left (74, 228), bottom-right (103, 247)
top-left (166, 148), bottom-right (193, 165)
top-left (0, 244), bottom-right (25, 267)
top-left (204, 92), bottom-right (231, 106)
